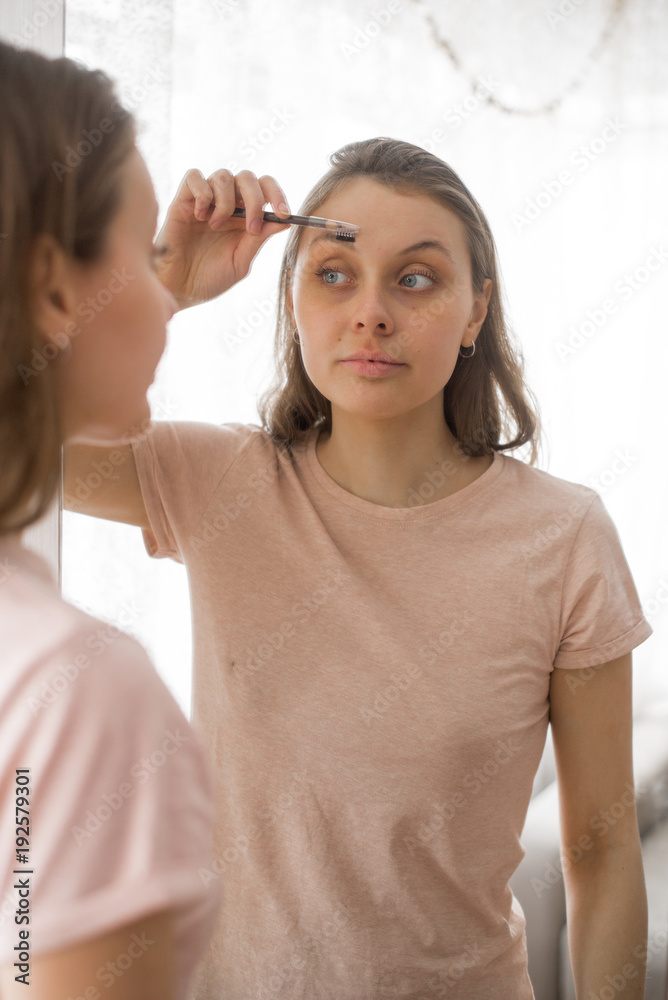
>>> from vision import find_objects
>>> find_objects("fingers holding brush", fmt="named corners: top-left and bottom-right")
top-left (153, 166), bottom-right (294, 307)
top-left (204, 168), bottom-right (292, 235)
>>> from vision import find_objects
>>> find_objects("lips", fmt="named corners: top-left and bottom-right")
top-left (342, 351), bottom-right (402, 364)
top-left (339, 358), bottom-right (406, 377)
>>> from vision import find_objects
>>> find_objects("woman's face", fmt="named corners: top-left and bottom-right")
top-left (287, 177), bottom-right (491, 425)
top-left (52, 148), bottom-right (177, 443)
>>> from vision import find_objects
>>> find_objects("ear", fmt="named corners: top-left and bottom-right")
top-left (26, 233), bottom-right (80, 348)
top-left (464, 277), bottom-right (492, 345)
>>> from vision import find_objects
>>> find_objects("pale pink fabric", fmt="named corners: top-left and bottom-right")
top-left (130, 419), bottom-right (653, 1000)
top-left (0, 536), bottom-right (221, 998)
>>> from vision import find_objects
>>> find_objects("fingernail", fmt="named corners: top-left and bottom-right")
top-left (278, 202), bottom-right (290, 215)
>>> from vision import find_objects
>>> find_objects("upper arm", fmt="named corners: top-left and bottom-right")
top-left (549, 652), bottom-right (639, 855)
top-left (0, 909), bottom-right (175, 999)
top-left (63, 442), bottom-right (149, 529)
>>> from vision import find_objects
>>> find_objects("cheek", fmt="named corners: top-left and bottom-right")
top-left (78, 266), bottom-right (166, 385)
top-left (113, 267), bottom-right (166, 345)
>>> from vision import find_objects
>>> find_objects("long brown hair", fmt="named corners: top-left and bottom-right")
top-left (258, 137), bottom-right (542, 465)
top-left (0, 40), bottom-right (136, 534)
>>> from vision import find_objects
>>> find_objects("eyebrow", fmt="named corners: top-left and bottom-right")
top-left (306, 231), bottom-right (456, 262)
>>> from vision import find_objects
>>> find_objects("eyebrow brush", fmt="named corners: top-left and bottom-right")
top-left (231, 207), bottom-right (358, 241)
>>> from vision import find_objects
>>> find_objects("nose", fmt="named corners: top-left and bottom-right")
top-left (351, 282), bottom-right (394, 336)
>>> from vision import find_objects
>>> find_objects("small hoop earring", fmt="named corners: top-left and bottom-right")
top-left (459, 341), bottom-right (475, 358)
top-left (292, 327), bottom-right (300, 344)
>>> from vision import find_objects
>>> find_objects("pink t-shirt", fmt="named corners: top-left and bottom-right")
top-left (131, 420), bottom-right (653, 1000)
top-left (0, 536), bottom-right (221, 997)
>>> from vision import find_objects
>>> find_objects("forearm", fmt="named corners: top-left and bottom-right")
top-left (564, 843), bottom-right (648, 999)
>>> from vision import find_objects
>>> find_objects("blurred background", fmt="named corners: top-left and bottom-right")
top-left (42, 0), bottom-right (668, 719)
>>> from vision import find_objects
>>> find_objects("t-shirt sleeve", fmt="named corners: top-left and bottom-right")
top-left (553, 493), bottom-right (653, 670)
top-left (0, 624), bottom-right (217, 963)
top-left (130, 419), bottom-right (257, 563)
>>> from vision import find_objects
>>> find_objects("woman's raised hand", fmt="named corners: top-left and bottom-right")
top-left (153, 167), bottom-right (292, 310)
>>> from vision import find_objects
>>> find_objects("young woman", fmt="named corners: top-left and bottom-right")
top-left (64, 137), bottom-right (652, 998)
top-left (0, 39), bottom-right (292, 999)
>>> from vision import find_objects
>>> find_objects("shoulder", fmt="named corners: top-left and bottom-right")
top-left (495, 455), bottom-right (637, 580)
top-left (1, 567), bottom-right (209, 804)
top-left (0, 543), bottom-right (94, 678)
top-left (498, 452), bottom-right (599, 521)
top-left (0, 542), bottom-right (173, 723)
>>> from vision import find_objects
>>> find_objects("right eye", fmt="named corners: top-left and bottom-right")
top-left (314, 266), bottom-right (347, 285)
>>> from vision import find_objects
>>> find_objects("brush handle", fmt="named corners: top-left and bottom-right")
top-left (230, 207), bottom-right (358, 233)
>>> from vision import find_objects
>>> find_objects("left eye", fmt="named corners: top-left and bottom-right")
top-left (315, 267), bottom-right (435, 288)
top-left (400, 272), bottom-right (434, 288)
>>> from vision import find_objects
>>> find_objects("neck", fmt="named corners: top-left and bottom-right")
top-left (316, 398), bottom-right (485, 508)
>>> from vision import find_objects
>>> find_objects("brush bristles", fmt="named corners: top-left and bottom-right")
top-left (335, 232), bottom-right (356, 242)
